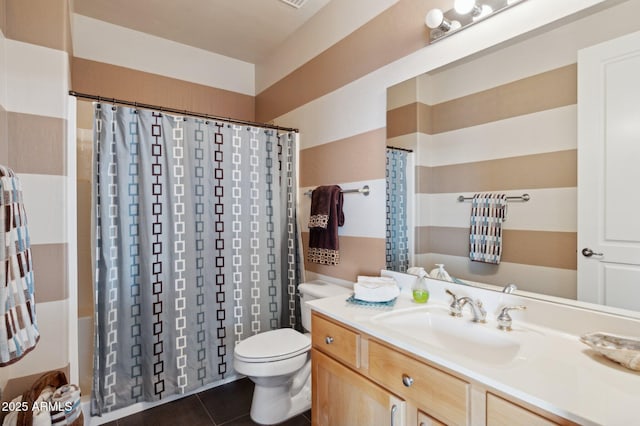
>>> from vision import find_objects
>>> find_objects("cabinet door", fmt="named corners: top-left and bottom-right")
top-left (418, 410), bottom-right (446, 426)
top-left (312, 349), bottom-right (405, 426)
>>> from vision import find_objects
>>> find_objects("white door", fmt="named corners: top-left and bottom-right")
top-left (578, 30), bottom-right (640, 311)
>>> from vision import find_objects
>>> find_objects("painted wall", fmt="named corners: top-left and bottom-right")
top-left (0, 0), bottom-right (74, 401)
top-left (259, 0), bottom-right (613, 285)
top-left (385, 0), bottom-right (640, 298)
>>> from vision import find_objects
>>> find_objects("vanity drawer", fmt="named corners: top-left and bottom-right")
top-left (312, 313), bottom-right (360, 369)
top-left (487, 393), bottom-right (571, 426)
top-left (368, 340), bottom-right (469, 425)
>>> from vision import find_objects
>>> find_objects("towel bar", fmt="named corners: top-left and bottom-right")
top-left (457, 193), bottom-right (530, 202)
top-left (304, 185), bottom-right (370, 197)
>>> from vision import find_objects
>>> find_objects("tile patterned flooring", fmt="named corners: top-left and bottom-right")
top-left (103, 378), bottom-right (311, 426)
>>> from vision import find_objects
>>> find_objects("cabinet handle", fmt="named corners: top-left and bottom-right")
top-left (390, 404), bottom-right (398, 426)
top-left (325, 336), bottom-right (334, 344)
top-left (402, 374), bottom-right (414, 387)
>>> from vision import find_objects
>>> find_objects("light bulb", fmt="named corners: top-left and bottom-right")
top-left (473, 4), bottom-right (493, 20)
top-left (454, 0), bottom-right (476, 15)
top-left (425, 9), bottom-right (450, 31)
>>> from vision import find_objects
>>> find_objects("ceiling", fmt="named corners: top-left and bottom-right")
top-left (73, 0), bottom-right (332, 64)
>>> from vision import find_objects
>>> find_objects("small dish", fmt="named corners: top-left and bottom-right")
top-left (346, 294), bottom-right (397, 308)
top-left (580, 332), bottom-right (640, 371)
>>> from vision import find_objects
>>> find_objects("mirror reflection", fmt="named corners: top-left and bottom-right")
top-left (385, 0), bottom-right (640, 312)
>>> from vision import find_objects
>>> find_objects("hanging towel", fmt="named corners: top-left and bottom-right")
top-left (0, 165), bottom-right (39, 366)
top-left (307, 185), bottom-right (344, 265)
top-left (469, 193), bottom-right (507, 264)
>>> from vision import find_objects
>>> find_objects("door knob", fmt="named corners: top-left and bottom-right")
top-left (581, 248), bottom-right (603, 257)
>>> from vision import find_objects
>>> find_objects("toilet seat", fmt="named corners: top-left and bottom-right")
top-left (235, 328), bottom-right (311, 363)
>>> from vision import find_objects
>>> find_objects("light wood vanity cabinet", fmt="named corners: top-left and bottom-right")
top-left (311, 312), bottom-right (572, 426)
top-left (312, 312), bottom-right (461, 425)
top-left (311, 313), bottom-right (360, 369)
top-left (417, 411), bottom-right (446, 426)
top-left (368, 340), bottom-right (468, 425)
top-left (312, 349), bottom-right (405, 426)
top-left (486, 393), bottom-right (574, 426)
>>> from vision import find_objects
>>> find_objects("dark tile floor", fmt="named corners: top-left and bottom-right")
top-left (102, 378), bottom-right (311, 426)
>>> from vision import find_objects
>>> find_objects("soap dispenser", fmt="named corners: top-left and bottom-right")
top-left (430, 264), bottom-right (452, 282)
top-left (411, 269), bottom-right (430, 303)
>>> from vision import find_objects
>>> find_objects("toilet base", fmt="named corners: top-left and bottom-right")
top-left (249, 365), bottom-right (311, 425)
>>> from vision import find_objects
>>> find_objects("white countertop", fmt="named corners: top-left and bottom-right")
top-left (307, 276), bottom-right (640, 426)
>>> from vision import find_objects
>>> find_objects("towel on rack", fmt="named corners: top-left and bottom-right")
top-left (469, 193), bottom-right (507, 265)
top-left (307, 185), bottom-right (344, 265)
top-left (0, 165), bottom-right (40, 366)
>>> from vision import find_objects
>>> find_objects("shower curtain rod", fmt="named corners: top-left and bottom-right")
top-left (69, 90), bottom-right (299, 133)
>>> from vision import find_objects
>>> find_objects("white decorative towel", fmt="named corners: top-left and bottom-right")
top-left (353, 276), bottom-right (400, 302)
top-left (469, 193), bottom-right (507, 264)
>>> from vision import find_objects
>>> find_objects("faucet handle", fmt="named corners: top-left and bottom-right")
top-left (445, 289), bottom-right (462, 317)
top-left (497, 305), bottom-right (527, 331)
top-left (502, 283), bottom-right (517, 294)
top-left (474, 299), bottom-right (487, 323)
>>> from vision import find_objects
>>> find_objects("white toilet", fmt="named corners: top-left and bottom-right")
top-left (233, 280), bottom-right (351, 425)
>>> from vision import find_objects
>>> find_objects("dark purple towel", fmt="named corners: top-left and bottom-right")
top-left (307, 185), bottom-right (344, 265)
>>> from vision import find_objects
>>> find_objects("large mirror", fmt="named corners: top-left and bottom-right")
top-left (385, 0), bottom-right (640, 315)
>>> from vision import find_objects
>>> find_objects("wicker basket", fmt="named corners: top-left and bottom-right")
top-left (16, 371), bottom-right (84, 426)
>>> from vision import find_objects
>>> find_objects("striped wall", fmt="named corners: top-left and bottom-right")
top-left (388, 70), bottom-right (580, 297)
top-left (71, 14), bottom-right (255, 120)
top-left (384, 1), bottom-right (640, 298)
top-left (263, 0), bottom-right (619, 285)
top-left (0, 0), bottom-right (74, 402)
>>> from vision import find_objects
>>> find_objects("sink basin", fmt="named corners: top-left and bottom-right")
top-left (370, 304), bottom-right (540, 365)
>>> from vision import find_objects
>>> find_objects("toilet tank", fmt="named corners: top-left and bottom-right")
top-left (298, 280), bottom-right (352, 332)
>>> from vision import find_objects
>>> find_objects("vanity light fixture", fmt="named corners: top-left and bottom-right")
top-left (454, 0), bottom-right (482, 16)
top-left (426, 0), bottom-right (526, 43)
top-left (425, 9), bottom-right (461, 32)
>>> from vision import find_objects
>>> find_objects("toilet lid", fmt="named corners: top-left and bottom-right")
top-left (234, 329), bottom-right (311, 362)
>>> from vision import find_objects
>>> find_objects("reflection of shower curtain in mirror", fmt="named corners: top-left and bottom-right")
top-left (386, 149), bottom-right (409, 272)
top-left (91, 104), bottom-right (303, 415)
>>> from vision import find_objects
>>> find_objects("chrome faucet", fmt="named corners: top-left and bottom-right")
top-left (458, 297), bottom-right (487, 323)
top-left (445, 290), bottom-right (486, 322)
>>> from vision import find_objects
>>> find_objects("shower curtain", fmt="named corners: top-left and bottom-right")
top-left (385, 148), bottom-right (409, 272)
top-left (91, 104), bottom-right (303, 415)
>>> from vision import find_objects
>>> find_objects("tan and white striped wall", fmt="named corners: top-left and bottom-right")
top-left (259, 0), bottom-right (621, 287)
top-left (385, 1), bottom-right (640, 298)
top-left (0, 0), bottom-right (75, 401)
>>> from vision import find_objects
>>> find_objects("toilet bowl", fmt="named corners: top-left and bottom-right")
top-left (233, 280), bottom-right (351, 425)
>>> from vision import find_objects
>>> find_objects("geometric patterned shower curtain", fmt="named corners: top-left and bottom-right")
top-left (385, 148), bottom-right (409, 272)
top-left (91, 104), bottom-right (302, 415)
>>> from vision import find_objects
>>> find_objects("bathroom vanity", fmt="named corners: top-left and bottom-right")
top-left (308, 277), bottom-right (640, 425)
